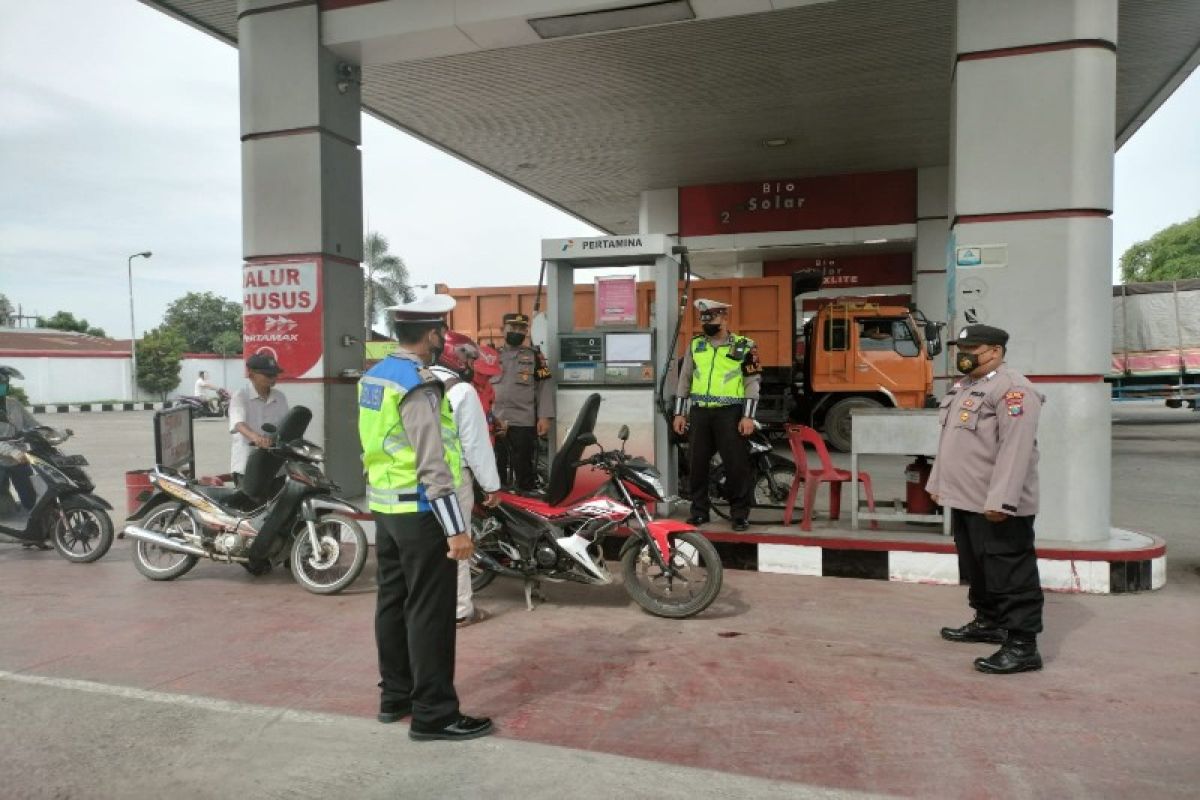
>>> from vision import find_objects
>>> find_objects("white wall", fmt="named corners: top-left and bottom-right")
top-left (6, 356), bottom-right (244, 405)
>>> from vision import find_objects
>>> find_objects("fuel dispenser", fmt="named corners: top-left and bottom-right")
top-left (540, 234), bottom-right (682, 502)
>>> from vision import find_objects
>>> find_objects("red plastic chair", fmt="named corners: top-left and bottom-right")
top-left (783, 424), bottom-right (877, 531)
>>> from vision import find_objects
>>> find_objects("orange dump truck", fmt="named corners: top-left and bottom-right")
top-left (441, 272), bottom-right (943, 451)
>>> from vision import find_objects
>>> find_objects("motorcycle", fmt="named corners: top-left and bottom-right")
top-left (471, 393), bottom-right (723, 619)
top-left (178, 388), bottom-right (231, 419)
top-left (120, 406), bottom-right (368, 595)
top-left (0, 426), bottom-right (114, 562)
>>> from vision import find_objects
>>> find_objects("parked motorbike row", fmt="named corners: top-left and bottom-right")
top-left (3, 396), bottom-right (741, 617)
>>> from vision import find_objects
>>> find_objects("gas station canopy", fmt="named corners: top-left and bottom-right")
top-left (144, 0), bottom-right (1199, 234)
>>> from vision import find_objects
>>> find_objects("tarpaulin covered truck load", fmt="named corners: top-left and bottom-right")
top-left (1110, 279), bottom-right (1200, 407)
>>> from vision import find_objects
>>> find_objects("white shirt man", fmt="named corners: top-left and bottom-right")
top-left (431, 360), bottom-right (500, 626)
top-left (228, 354), bottom-right (288, 476)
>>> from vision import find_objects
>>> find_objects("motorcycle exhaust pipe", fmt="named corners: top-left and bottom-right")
top-left (123, 525), bottom-right (217, 560)
top-left (471, 550), bottom-right (524, 579)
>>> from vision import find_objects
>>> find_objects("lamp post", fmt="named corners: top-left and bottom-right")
top-left (127, 251), bottom-right (152, 401)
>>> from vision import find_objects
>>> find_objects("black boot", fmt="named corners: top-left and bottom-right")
top-left (974, 636), bottom-right (1043, 674)
top-left (940, 617), bottom-right (1006, 644)
top-left (686, 512), bottom-right (710, 526)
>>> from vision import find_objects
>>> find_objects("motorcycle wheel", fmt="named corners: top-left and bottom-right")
top-left (709, 463), bottom-right (798, 525)
top-left (468, 511), bottom-right (498, 592)
top-left (131, 503), bottom-right (200, 581)
top-left (50, 497), bottom-right (114, 563)
top-left (621, 531), bottom-right (723, 619)
top-left (289, 513), bottom-right (368, 595)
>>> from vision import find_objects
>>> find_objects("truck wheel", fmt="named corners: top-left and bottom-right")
top-left (824, 397), bottom-right (883, 452)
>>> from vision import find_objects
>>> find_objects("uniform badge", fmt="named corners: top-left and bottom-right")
top-left (962, 399), bottom-right (974, 409)
top-left (960, 411), bottom-right (970, 423)
top-left (741, 344), bottom-right (761, 376)
top-left (359, 383), bottom-right (384, 410)
top-left (1004, 390), bottom-right (1024, 417)
top-left (534, 349), bottom-right (552, 381)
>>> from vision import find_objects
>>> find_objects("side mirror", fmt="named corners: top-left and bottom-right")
top-left (925, 323), bottom-right (943, 357)
top-left (617, 425), bottom-right (630, 442)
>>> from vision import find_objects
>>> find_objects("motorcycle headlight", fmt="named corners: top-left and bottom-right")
top-left (292, 442), bottom-right (325, 462)
top-left (41, 428), bottom-right (67, 446)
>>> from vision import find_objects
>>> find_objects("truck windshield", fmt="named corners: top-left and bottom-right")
top-left (858, 318), bottom-right (919, 357)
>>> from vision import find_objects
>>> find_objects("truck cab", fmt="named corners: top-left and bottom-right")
top-left (793, 300), bottom-right (943, 451)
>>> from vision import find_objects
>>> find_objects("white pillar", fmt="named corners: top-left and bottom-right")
top-left (952, 0), bottom-right (1116, 543)
top-left (916, 166), bottom-right (950, 393)
top-left (239, 0), bottom-right (365, 493)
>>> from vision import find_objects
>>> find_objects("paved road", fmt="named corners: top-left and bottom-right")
top-left (0, 403), bottom-right (1195, 799)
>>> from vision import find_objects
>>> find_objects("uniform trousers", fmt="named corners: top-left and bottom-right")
top-left (498, 425), bottom-right (538, 491)
top-left (952, 509), bottom-right (1044, 637)
top-left (374, 510), bottom-right (460, 728)
top-left (688, 404), bottom-right (752, 520)
top-left (0, 464), bottom-right (37, 510)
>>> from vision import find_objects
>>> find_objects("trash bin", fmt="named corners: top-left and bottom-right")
top-left (125, 469), bottom-right (154, 516)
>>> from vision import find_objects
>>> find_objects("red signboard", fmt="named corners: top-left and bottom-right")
top-left (678, 170), bottom-right (916, 237)
top-left (242, 259), bottom-right (324, 379)
top-left (763, 253), bottom-right (913, 289)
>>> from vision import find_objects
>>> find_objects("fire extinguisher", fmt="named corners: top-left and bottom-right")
top-left (905, 456), bottom-right (936, 514)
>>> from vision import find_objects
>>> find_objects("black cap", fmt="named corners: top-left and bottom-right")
top-left (952, 324), bottom-right (1009, 347)
top-left (246, 352), bottom-right (282, 376)
top-left (502, 313), bottom-right (530, 326)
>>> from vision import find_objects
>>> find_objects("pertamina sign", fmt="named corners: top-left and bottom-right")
top-left (242, 260), bottom-right (323, 378)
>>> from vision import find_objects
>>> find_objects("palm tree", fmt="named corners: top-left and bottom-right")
top-left (363, 232), bottom-right (415, 333)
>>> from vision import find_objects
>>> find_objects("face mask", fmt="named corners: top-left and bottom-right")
top-left (505, 331), bottom-right (525, 347)
top-left (956, 351), bottom-right (982, 374)
top-left (702, 322), bottom-right (722, 337)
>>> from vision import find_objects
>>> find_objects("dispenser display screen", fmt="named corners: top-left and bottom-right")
top-left (559, 335), bottom-right (604, 363)
top-left (604, 332), bottom-right (652, 364)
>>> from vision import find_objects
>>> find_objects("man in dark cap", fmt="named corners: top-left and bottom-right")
top-left (492, 311), bottom-right (554, 491)
top-left (228, 352), bottom-right (288, 479)
top-left (359, 294), bottom-right (492, 742)
top-left (926, 324), bottom-right (1046, 674)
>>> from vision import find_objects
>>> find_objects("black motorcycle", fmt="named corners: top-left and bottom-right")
top-left (121, 406), bottom-right (368, 595)
top-left (677, 422), bottom-right (797, 525)
top-left (177, 388), bottom-right (231, 419)
top-left (0, 426), bottom-right (115, 562)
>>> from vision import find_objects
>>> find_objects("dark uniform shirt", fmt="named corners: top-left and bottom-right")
top-left (492, 345), bottom-right (555, 427)
top-left (926, 364), bottom-right (1043, 516)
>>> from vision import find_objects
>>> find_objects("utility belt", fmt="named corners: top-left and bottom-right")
top-left (675, 395), bottom-right (758, 418)
top-left (692, 394), bottom-right (744, 408)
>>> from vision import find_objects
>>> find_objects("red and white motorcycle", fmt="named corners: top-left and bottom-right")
top-left (471, 393), bottom-right (723, 619)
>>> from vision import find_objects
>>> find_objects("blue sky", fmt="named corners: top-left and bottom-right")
top-left (1, 0), bottom-right (1196, 338)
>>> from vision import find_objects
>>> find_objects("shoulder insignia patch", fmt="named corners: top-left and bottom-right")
top-left (534, 349), bottom-right (552, 381)
top-left (742, 344), bottom-right (761, 376)
top-left (1005, 390), bottom-right (1025, 416)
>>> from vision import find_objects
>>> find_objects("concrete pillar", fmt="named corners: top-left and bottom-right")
top-left (238, 0), bottom-right (365, 493)
top-left (638, 189), bottom-right (678, 281)
top-left (952, 0), bottom-right (1116, 543)
top-left (915, 166), bottom-right (951, 392)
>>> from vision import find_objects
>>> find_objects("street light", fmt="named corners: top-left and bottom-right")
top-left (127, 251), bottom-right (152, 401)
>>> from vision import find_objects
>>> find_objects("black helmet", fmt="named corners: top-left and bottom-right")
top-left (0, 366), bottom-right (25, 381)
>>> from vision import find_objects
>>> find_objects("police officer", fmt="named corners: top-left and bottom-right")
top-left (492, 312), bottom-right (554, 491)
top-left (926, 324), bottom-right (1046, 674)
top-left (672, 298), bottom-right (762, 532)
top-left (358, 295), bottom-right (493, 741)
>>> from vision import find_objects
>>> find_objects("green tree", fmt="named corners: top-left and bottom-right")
top-left (137, 326), bottom-right (187, 400)
top-left (0, 294), bottom-right (13, 327)
top-left (1120, 213), bottom-right (1200, 283)
top-left (211, 330), bottom-right (243, 357)
top-left (162, 291), bottom-right (243, 353)
top-left (363, 232), bottom-right (414, 332)
top-left (36, 310), bottom-right (106, 338)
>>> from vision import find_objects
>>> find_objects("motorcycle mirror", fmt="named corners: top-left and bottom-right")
top-left (617, 425), bottom-right (630, 441)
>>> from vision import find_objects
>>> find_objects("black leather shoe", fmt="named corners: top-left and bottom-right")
top-left (732, 518), bottom-right (751, 532)
top-left (377, 702), bottom-right (412, 724)
top-left (686, 514), bottom-right (710, 526)
top-left (409, 714), bottom-right (494, 742)
top-left (974, 638), bottom-right (1043, 674)
top-left (940, 618), bottom-right (1007, 644)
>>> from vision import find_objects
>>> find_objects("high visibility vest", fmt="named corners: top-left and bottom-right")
top-left (689, 334), bottom-right (752, 408)
top-left (358, 356), bottom-right (462, 514)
